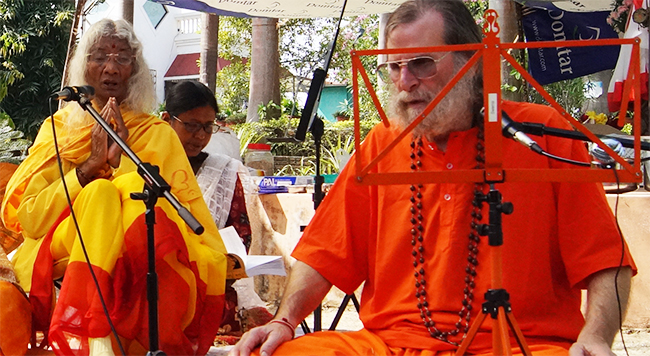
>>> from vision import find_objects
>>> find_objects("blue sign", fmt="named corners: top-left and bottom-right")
top-left (522, 5), bottom-right (620, 85)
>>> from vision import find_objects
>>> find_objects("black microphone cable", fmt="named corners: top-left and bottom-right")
top-left (609, 166), bottom-right (631, 356)
top-left (47, 98), bottom-right (127, 356)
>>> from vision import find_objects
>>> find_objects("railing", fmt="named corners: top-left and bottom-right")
top-left (176, 14), bottom-right (201, 35)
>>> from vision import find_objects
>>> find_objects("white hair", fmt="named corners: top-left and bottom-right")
top-left (64, 19), bottom-right (156, 114)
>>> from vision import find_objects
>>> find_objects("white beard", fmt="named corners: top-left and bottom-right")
top-left (388, 71), bottom-right (478, 143)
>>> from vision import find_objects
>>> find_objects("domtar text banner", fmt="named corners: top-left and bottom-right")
top-left (522, 3), bottom-right (620, 85)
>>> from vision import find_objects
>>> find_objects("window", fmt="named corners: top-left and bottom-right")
top-left (143, 1), bottom-right (167, 29)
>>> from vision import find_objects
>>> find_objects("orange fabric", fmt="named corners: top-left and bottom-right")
top-left (0, 162), bottom-right (21, 254)
top-left (257, 329), bottom-right (570, 356)
top-left (0, 280), bottom-right (31, 356)
top-left (292, 101), bottom-right (636, 354)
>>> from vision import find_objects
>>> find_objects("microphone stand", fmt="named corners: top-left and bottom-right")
top-left (515, 121), bottom-right (650, 151)
top-left (75, 96), bottom-right (204, 356)
top-left (293, 0), bottom-right (360, 334)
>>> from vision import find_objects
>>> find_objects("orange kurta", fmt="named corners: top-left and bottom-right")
top-left (2, 104), bottom-right (227, 355)
top-left (291, 101), bottom-right (636, 355)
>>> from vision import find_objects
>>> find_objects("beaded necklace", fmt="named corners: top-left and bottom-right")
top-left (409, 127), bottom-right (485, 345)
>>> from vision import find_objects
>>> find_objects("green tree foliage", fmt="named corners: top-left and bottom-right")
top-left (216, 59), bottom-right (251, 117)
top-left (216, 16), bottom-right (251, 117)
top-left (217, 15), bottom-right (383, 120)
top-left (0, 0), bottom-right (74, 139)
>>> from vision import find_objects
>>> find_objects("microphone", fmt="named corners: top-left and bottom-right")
top-left (501, 111), bottom-right (544, 154)
top-left (50, 85), bottom-right (95, 102)
top-left (295, 69), bottom-right (326, 142)
top-left (590, 138), bottom-right (626, 165)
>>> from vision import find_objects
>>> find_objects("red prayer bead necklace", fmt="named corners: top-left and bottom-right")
top-left (409, 128), bottom-right (485, 345)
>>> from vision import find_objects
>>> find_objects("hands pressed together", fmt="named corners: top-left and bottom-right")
top-left (76, 97), bottom-right (129, 186)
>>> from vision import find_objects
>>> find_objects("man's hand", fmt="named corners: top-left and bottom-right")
top-left (229, 322), bottom-right (293, 356)
top-left (570, 267), bottom-right (632, 356)
top-left (230, 261), bottom-right (332, 356)
top-left (569, 337), bottom-right (617, 356)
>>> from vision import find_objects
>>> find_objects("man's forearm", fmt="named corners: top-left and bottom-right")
top-left (274, 260), bottom-right (333, 326)
top-left (579, 267), bottom-right (632, 345)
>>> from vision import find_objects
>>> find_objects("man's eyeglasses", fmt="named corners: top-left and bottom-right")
top-left (172, 116), bottom-right (220, 134)
top-left (87, 52), bottom-right (135, 66)
top-left (376, 53), bottom-right (450, 82)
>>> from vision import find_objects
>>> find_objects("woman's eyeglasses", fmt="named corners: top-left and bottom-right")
top-left (172, 116), bottom-right (221, 134)
top-left (87, 52), bottom-right (135, 66)
top-left (376, 53), bottom-right (450, 82)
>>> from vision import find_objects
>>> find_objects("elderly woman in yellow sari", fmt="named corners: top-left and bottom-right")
top-left (1, 19), bottom-right (226, 356)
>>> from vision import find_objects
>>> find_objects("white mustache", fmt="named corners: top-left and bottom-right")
top-left (395, 90), bottom-right (435, 108)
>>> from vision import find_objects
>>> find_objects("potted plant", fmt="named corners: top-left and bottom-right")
top-left (333, 110), bottom-right (350, 122)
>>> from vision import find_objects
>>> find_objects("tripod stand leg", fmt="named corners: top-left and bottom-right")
top-left (300, 320), bottom-right (311, 334)
top-left (350, 293), bottom-right (360, 312)
top-left (494, 308), bottom-right (513, 356)
top-left (455, 311), bottom-right (487, 355)
top-left (456, 305), bottom-right (532, 356)
top-left (329, 294), bottom-right (352, 330)
top-left (505, 310), bottom-right (532, 356)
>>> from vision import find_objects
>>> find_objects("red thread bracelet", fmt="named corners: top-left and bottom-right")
top-left (269, 318), bottom-right (296, 339)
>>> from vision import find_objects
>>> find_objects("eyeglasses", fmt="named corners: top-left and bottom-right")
top-left (172, 116), bottom-right (220, 134)
top-left (87, 52), bottom-right (135, 66)
top-left (376, 53), bottom-right (450, 82)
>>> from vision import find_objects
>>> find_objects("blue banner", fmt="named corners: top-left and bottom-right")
top-left (522, 5), bottom-right (620, 85)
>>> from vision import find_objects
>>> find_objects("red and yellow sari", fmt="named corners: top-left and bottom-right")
top-left (2, 104), bottom-right (226, 355)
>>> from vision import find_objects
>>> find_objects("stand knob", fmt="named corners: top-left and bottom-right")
top-left (477, 224), bottom-right (490, 236)
top-left (500, 202), bottom-right (513, 215)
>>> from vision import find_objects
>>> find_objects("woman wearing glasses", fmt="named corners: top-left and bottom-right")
top-left (2, 20), bottom-right (227, 356)
top-left (162, 81), bottom-right (262, 341)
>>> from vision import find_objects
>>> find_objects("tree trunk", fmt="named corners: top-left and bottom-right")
top-left (121, 0), bottom-right (134, 24)
top-left (489, 0), bottom-right (524, 102)
top-left (200, 13), bottom-right (219, 93)
top-left (60, 0), bottom-right (87, 109)
top-left (247, 17), bottom-right (280, 122)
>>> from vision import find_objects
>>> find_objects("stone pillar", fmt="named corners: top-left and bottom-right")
top-left (247, 18), bottom-right (281, 122)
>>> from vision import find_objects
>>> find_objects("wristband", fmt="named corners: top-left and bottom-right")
top-left (269, 318), bottom-right (296, 339)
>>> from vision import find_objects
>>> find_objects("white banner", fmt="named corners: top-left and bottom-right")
top-left (156, 0), bottom-right (409, 18)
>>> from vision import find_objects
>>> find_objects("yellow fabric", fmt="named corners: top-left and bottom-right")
top-left (2, 103), bottom-right (226, 295)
